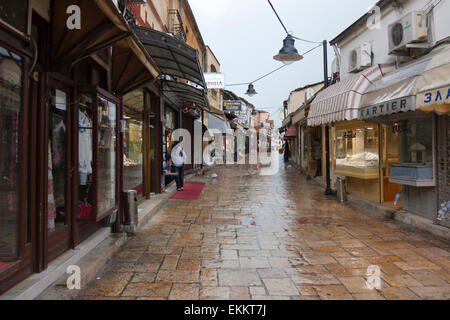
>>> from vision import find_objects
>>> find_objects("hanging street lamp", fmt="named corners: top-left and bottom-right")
top-left (273, 34), bottom-right (304, 65)
top-left (246, 83), bottom-right (258, 97)
top-left (268, 0), bottom-right (334, 195)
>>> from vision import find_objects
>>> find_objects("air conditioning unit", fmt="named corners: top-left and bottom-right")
top-left (388, 11), bottom-right (428, 54)
top-left (348, 42), bottom-right (372, 73)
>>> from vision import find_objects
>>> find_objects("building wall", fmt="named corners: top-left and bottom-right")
top-left (128, 0), bottom-right (168, 32)
top-left (287, 83), bottom-right (323, 114)
top-left (335, 0), bottom-right (450, 80)
top-left (128, 0), bottom-right (206, 68)
top-left (205, 46), bottom-right (222, 111)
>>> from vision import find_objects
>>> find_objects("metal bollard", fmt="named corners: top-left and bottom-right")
top-left (123, 190), bottom-right (138, 226)
top-left (336, 177), bottom-right (347, 204)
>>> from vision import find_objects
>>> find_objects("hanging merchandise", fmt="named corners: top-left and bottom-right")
top-left (79, 110), bottom-right (93, 185)
top-left (78, 200), bottom-right (92, 218)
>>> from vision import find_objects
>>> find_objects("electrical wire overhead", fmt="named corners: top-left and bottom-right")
top-left (224, 1), bottom-right (323, 88)
top-left (267, 0), bottom-right (322, 44)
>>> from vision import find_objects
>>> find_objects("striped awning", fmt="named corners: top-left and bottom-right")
top-left (284, 125), bottom-right (297, 139)
top-left (307, 64), bottom-right (393, 127)
top-left (362, 44), bottom-right (450, 117)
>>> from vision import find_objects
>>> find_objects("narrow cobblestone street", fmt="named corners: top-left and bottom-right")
top-left (78, 163), bottom-right (450, 300)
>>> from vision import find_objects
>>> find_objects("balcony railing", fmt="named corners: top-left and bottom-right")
top-left (168, 9), bottom-right (187, 42)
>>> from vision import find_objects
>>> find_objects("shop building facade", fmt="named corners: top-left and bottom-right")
top-left (307, 0), bottom-right (450, 225)
top-left (281, 82), bottom-right (323, 174)
top-left (0, 0), bottom-right (217, 296)
top-left (127, 0), bottom-right (218, 174)
top-left (0, 0), bottom-right (161, 295)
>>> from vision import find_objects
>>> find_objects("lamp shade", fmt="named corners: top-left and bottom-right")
top-left (274, 35), bottom-right (303, 64)
top-left (246, 83), bottom-right (257, 97)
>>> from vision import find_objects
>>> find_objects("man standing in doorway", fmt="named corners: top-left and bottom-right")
top-left (314, 139), bottom-right (322, 178)
top-left (172, 138), bottom-right (187, 191)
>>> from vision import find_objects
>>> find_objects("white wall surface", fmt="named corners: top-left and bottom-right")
top-left (337, 0), bottom-right (450, 80)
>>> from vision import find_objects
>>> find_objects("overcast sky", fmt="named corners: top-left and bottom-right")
top-left (189, 0), bottom-right (378, 128)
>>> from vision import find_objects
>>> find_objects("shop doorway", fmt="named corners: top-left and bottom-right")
top-left (307, 127), bottom-right (322, 178)
top-left (45, 78), bottom-right (74, 264)
top-left (383, 124), bottom-right (401, 205)
top-left (148, 94), bottom-right (161, 195)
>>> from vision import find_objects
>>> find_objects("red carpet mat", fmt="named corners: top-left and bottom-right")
top-left (170, 182), bottom-right (205, 200)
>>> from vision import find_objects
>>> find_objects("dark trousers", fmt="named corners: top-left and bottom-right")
top-left (174, 165), bottom-right (184, 189)
top-left (315, 159), bottom-right (322, 177)
top-left (165, 175), bottom-right (176, 187)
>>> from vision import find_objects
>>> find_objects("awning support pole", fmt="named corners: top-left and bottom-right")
top-left (323, 40), bottom-right (334, 196)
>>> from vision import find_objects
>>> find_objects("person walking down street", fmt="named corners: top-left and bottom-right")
top-left (284, 141), bottom-right (290, 163)
top-left (171, 140), bottom-right (187, 191)
top-left (314, 139), bottom-right (322, 178)
top-left (163, 157), bottom-right (179, 190)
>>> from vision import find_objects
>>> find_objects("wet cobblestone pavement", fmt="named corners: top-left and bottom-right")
top-left (79, 163), bottom-right (450, 300)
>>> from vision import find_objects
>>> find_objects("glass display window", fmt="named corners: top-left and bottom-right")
top-left (48, 88), bottom-right (68, 232)
top-left (164, 106), bottom-right (178, 158)
top-left (123, 91), bottom-right (145, 198)
top-left (0, 45), bottom-right (22, 262)
top-left (78, 87), bottom-right (119, 221)
top-left (388, 116), bottom-right (434, 186)
top-left (335, 124), bottom-right (379, 179)
top-left (98, 97), bottom-right (117, 215)
top-left (78, 94), bottom-right (94, 219)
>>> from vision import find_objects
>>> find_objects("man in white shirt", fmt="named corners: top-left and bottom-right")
top-left (171, 138), bottom-right (187, 191)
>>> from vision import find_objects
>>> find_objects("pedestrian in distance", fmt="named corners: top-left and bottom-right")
top-left (284, 141), bottom-right (290, 163)
top-left (171, 137), bottom-right (187, 191)
top-left (314, 138), bottom-right (322, 178)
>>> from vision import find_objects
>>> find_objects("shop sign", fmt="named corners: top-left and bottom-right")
top-left (223, 100), bottom-right (242, 112)
top-left (418, 86), bottom-right (450, 107)
top-left (236, 113), bottom-right (248, 122)
top-left (204, 73), bottom-right (225, 89)
top-left (359, 96), bottom-right (415, 120)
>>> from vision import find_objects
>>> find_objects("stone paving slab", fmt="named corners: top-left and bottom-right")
top-left (76, 164), bottom-right (450, 300)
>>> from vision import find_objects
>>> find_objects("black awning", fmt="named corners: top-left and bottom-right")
top-left (133, 26), bottom-right (209, 109)
top-left (133, 26), bottom-right (206, 88)
top-left (162, 80), bottom-right (208, 107)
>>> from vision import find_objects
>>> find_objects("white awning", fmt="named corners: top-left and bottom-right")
top-left (207, 113), bottom-right (230, 133)
top-left (361, 44), bottom-right (450, 116)
top-left (307, 64), bottom-right (393, 127)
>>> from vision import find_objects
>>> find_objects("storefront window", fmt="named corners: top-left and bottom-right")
top-left (78, 95), bottom-right (94, 219)
top-left (97, 97), bottom-right (117, 214)
top-left (48, 89), bottom-right (68, 231)
top-left (335, 125), bottom-right (379, 179)
top-left (336, 127), bottom-right (379, 168)
top-left (0, 46), bottom-right (21, 264)
top-left (123, 91), bottom-right (144, 197)
top-left (165, 107), bottom-right (177, 157)
top-left (389, 117), bottom-right (433, 181)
